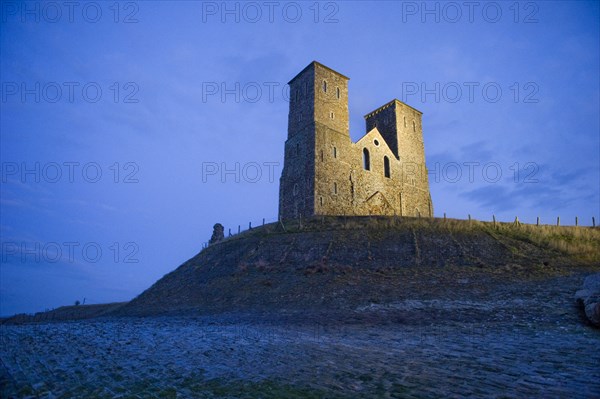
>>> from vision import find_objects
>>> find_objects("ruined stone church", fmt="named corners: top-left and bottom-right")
top-left (279, 61), bottom-right (433, 219)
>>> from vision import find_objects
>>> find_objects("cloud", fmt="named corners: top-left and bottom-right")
top-left (461, 176), bottom-right (574, 213)
top-left (458, 141), bottom-right (494, 162)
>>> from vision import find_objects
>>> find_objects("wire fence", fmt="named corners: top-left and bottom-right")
top-left (202, 217), bottom-right (278, 249)
top-left (447, 213), bottom-right (596, 228)
top-left (202, 214), bottom-right (598, 249)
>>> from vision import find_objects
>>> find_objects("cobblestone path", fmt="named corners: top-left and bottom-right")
top-left (1, 301), bottom-right (599, 398)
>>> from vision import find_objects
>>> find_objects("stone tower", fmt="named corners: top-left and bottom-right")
top-left (279, 61), bottom-right (433, 219)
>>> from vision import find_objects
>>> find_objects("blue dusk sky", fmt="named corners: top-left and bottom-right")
top-left (1, 1), bottom-right (599, 316)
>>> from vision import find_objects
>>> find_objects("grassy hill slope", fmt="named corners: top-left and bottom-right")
top-left (115, 216), bottom-right (600, 317)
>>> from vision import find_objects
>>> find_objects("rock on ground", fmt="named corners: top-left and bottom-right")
top-left (576, 273), bottom-right (600, 327)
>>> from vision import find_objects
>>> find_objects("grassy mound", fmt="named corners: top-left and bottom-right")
top-left (114, 216), bottom-right (600, 317)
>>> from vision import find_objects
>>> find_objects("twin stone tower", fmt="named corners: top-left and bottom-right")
top-left (279, 61), bottom-right (433, 220)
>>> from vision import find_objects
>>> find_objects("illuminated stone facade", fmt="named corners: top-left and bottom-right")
top-left (279, 61), bottom-right (433, 219)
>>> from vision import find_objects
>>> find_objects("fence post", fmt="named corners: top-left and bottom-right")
top-left (575, 216), bottom-right (578, 227)
top-left (238, 225), bottom-right (241, 234)
top-left (536, 216), bottom-right (540, 226)
top-left (556, 217), bottom-right (560, 227)
top-left (492, 214), bottom-right (496, 228)
top-left (279, 218), bottom-right (287, 232)
top-left (249, 222), bottom-right (252, 230)
top-left (468, 214), bottom-right (471, 223)
top-left (228, 228), bottom-right (231, 237)
top-left (593, 217), bottom-right (596, 228)
top-left (443, 212), bottom-right (446, 221)
top-left (262, 218), bottom-right (265, 226)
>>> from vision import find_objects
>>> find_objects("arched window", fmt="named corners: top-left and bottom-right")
top-left (384, 156), bottom-right (390, 178)
top-left (333, 182), bottom-right (337, 194)
top-left (363, 148), bottom-right (370, 171)
top-left (323, 80), bottom-right (327, 92)
top-left (336, 87), bottom-right (340, 99)
top-left (333, 147), bottom-right (337, 158)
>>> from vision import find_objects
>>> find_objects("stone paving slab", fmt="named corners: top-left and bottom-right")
top-left (1, 306), bottom-right (599, 398)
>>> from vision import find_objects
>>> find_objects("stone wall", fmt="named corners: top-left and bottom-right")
top-left (279, 65), bottom-right (318, 218)
top-left (280, 62), bottom-right (433, 219)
